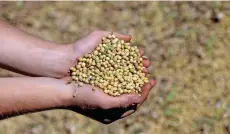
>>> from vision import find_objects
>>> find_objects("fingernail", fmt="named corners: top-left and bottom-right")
top-left (150, 80), bottom-right (155, 87)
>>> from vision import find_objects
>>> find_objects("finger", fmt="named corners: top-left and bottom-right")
top-left (110, 94), bottom-right (141, 109)
top-left (62, 77), bottom-right (70, 81)
top-left (121, 109), bottom-right (135, 118)
top-left (122, 80), bottom-right (155, 117)
top-left (143, 68), bottom-right (148, 75)
top-left (62, 77), bottom-right (72, 84)
top-left (138, 79), bottom-right (155, 108)
top-left (113, 32), bottom-right (131, 42)
top-left (92, 30), bottom-right (131, 42)
top-left (143, 60), bottom-right (150, 68)
top-left (139, 48), bottom-right (144, 56)
top-left (120, 106), bottom-right (137, 118)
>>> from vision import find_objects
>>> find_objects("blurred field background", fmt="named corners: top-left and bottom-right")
top-left (0, 1), bottom-right (230, 134)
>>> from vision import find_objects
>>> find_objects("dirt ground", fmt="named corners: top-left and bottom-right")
top-left (0, 1), bottom-right (230, 134)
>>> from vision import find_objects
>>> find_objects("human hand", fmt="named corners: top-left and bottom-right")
top-left (0, 20), bottom-right (155, 122)
top-left (58, 30), bottom-right (155, 123)
top-left (65, 78), bottom-right (155, 124)
top-left (58, 30), bottom-right (150, 78)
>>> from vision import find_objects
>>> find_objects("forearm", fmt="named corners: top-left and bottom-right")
top-left (0, 20), bottom-right (74, 78)
top-left (0, 77), bottom-right (73, 119)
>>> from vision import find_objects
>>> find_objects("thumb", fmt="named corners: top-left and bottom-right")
top-left (74, 30), bottom-right (132, 58)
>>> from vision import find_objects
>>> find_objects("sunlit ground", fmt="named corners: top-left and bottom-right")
top-left (0, 1), bottom-right (230, 134)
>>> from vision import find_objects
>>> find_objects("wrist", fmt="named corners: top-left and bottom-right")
top-left (45, 78), bottom-right (76, 108)
top-left (59, 84), bottom-right (75, 108)
top-left (44, 44), bottom-right (76, 78)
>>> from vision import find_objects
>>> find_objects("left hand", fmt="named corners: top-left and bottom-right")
top-left (54, 30), bottom-right (150, 78)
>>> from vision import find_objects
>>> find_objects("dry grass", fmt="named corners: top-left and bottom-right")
top-left (0, 1), bottom-right (230, 134)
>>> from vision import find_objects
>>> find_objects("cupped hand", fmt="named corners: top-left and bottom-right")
top-left (60, 30), bottom-right (145, 77)
top-left (67, 79), bottom-right (155, 124)
top-left (61, 30), bottom-right (155, 123)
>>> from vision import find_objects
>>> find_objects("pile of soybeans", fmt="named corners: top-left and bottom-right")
top-left (69, 34), bottom-right (149, 96)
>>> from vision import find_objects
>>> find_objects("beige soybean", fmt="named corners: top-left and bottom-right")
top-left (69, 34), bottom-right (149, 96)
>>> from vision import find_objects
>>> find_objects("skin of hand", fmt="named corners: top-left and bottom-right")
top-left (0, 21), bottom-right (148, 78)
top-left (0, 20), bottom-right (155, 123)
top-left (58, 30), bottom-right (150, 77)
top-left (58, 30), bottom-right (155, 123)
top-left (63, 70), bottom-right (154, 124)
top-left (0, 77), bottom-right (154, 124)
top-left (67, 80), bottom-right (155, 124)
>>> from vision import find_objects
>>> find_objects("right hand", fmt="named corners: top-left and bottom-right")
top-left (66, 79), bottom-right (155, 124)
